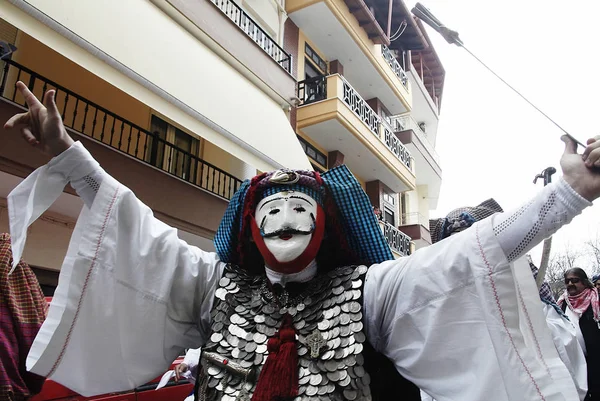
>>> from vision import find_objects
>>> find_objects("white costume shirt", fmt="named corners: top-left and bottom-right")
top-left (8, 142), bottom-right (592, 401)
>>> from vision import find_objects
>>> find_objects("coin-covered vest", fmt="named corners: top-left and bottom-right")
top-left (196, 263), bottom-right (371, 401)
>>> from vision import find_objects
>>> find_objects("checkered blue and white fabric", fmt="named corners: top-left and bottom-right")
top-left (214, 179), bottom-right (250, 263)
top-left (321, 165), bottom-right (393, 265)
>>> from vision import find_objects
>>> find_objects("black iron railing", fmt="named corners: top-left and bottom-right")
top-left (382, 221), bottom-right (411, 256)
top-left (0, 60), bottom-right (242, 200)
top-left (298, 75), bottom-right (327, 105)
top-left (210, 0), bottom-right (292, 74)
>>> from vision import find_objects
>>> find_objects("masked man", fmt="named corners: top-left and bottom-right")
top-left (5, 83), bottom-right (600, 401)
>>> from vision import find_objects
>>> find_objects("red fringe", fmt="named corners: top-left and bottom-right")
top-left (252, 314), bottom-right (298, 401)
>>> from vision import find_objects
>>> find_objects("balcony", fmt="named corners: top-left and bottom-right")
top-left (297, 74), bottom-right (415, 193)
top-left (287, 0), bottom-right (411, 114)
top-left (399, 212), bottom-right (432, 249)
top-left (209, 0), bottom-right (292, 74)
top-left (379, 220), bottom-right (411, 257)
top-left (0, 60), bottom-right (242, 200)
top-left (393, 114), bottom-right (442, 208)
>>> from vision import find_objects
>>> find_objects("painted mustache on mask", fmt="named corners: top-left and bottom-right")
top-left (260, 213), bottom-right (316, 238)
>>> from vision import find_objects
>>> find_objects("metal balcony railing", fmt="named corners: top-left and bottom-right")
top-left (392, 114), bottom-right (440, 164)
top-left (381, 45), bottom-right (408, 88)
top-left (210, 0), bottom-right (292, 73)
top-left (0, 60), bottom-right (242, 200)
top-left (297, 75), bottom-right (413, 172)
top-left (380, 221), bottom-right (411, 256)
top-left (401, 212), bottom-right (429, 227)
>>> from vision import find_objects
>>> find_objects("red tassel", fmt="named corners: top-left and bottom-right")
top-left (252, 314), bottom-right (298, 401)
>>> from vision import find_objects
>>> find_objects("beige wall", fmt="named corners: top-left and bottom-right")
top-left (12, 32), bottom-right (151, 129)
top-left (0, 200), bottom-right (72, 271)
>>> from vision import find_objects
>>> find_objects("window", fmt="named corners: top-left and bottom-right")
top-left (304, 59), bottom-right (321, 79)
top-left (149, 115), bottom-right (200, 181)
top-left (297, 135), bottom-right (327, 169)
top-left (382, 190), bottom-right (397, 226)
top-left (304, 43), bottom-right (327, 73)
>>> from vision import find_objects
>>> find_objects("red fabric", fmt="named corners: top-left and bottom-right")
top-left (250, 205), bottom-right (325, 274)
top-left (559, 288), bottom-right (600, 321)
top-left (252, 314), bottom-right (298, 401)
top-left (0, 233), bottom-right (48, 401)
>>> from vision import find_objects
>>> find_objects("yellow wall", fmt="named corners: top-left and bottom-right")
top-left (297, 30), bottom-right (329, 80)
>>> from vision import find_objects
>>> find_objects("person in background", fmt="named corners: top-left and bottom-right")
top-left (558, 268), bottom-right (600, 400)
top-left (0, 233), bottom-right (48, 401)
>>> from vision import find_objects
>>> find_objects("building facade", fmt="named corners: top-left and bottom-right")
top-left (0, 0), bottom-right (444, 292)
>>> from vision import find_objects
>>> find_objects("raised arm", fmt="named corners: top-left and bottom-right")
top-left (5, 82), bottom-right (224, 395)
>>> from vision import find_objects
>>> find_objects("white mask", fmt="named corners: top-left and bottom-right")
top-left (254, 191), bottom-right (318, 263)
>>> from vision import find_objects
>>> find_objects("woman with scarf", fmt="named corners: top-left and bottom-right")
top-left (559, 268), bottom-right (600, 400)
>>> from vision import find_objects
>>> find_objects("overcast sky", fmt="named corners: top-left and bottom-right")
top-left (404, 0), bottom-right (600, 269)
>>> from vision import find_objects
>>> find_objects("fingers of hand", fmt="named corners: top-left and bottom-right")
top-left (42, 89), bottom-right (60, 115)
top-left (583, 137), bottom-right (600, 165)
top-left (16, 81), bottom-right (43, 110)
top-left (561, 135), bottom-right (577, 155)
top-left (4, 112), bottom-right (31, 129)
top-left (20, 127), bottom-right (39, 146)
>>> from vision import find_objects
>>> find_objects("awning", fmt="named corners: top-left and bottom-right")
top-left (1, 0), bottom-right (311, 173)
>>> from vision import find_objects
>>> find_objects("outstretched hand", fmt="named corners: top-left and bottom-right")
top-left (4, 81), bottom-right (74, 156)
top-left (561, 135), bottom-right (600, 202)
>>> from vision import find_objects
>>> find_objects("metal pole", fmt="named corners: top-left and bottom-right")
top-left (533, 167), bottom-right (556, 288)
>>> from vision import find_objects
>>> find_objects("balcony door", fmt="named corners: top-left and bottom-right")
top-left (149, 115), bottom-right (200, 182)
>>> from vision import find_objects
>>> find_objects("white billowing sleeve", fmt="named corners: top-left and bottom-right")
top-left (9, 142), bottom-right (225, 396)
top-left (363, 180), bottom-right (591, 401)
top-left (493, 177), bottom-right (591, 262)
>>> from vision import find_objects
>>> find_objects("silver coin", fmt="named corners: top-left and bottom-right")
top-left (331, 327), bottom-right (341, 337)
top-left (350, 312), bottom-right (362, 323)
top-left (288, 306), bottom-right (297, 316)
top-left (321, 350), bottom-right (335, 361)
top-left (353, 343), bottom-right (363, 354)
top-left (265, 316), bottom-right (278, 327)
top-left (208, 377), bottom-right (219, 388)
top-left (349, 302), bottom-right (360, 313)
top-left (300, 367), bottom-right (310, 378)
top-left (343, 389), bottom-right (357, 400)
top-left (216, 288), bottom-right (228, 300)
top-left (340, 374), bottom-right (352, 387)
top-left (332, 286), bottom-right (344, 295)
top-left (356, 353), bottom-right (364, 365)
top-left (345, 356), bottom-right (356, 367)
top-left (350, 322), bottom-right (363, 332)
top-left (317, 320), bottom-right (330, 331)
top-left (245, 342), bottom-right (257, 353)
top-left (352, 290), bottom-right (361, 300)
top-left (297, 303), bottom-right (306, 312)
top-left (317, 385), bottom-right (328, 395)
top-left (308, 361), bottom-right (320, 374)
top-left (354, 365), bottom-right (365, 377)
top-left (309, 374), bottom-right (323, 386)
top-left (254, 315), bottom-right (266, 324)
top-left (355, 331), bottom-right (366, 343)
top-left (266, 327), bottom-right (276, 336)
top-left (240, 360), bottom-right (253, 368)
top-left (211, 332), bottom-right (224, 343)
top-left (297, 346), bottom-right (308, 356)
top-left (229, 286), bottom-right (240, 294)
top-left (232, 348), bottom-right (241, 358)
top-left (358, 265), bottom-right (367, 275)
top-left (263, 304), bottom-right (275, 314)
top-left (325, 360), bottom-right (338, 372)
top-left (295, 319), bottom-right (306, 330)
top-left (207, 366), bottom-right (222, 376)
top-left (306, 385), bottom-right (318, 396)
top-left (219, 277), bottom-right (231, 287)
top-left (227, 334), bottom-right (239, 347)
top-left (340, 325), bottom-right (351, 337)
top-left (299, 375), bottom-right (310, 385)
top-left (324, 309), bottom-right (334, 320)
top-left (213, 322), bottom-right (224, 333)
top-left (362, 373), bottom-right (371, 386)
top-left (340, 314), bottom-right (351, 325)
top-left (339, 369), bottom-right (348, 381)
top-left (345, 291), bottom-right (354, 301)
top-left (327, 370), bottom-right (341, 381)
top-left (255, 352), bottom-right (264, 365)
top-left (334, 348), bottom-right (345, 359)
top-left (253, 332), bottom-right (267, 344)
top-left (352, 279), bottom-right (362, 289)
top-left (224, 385), bottom-right (236, 395)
